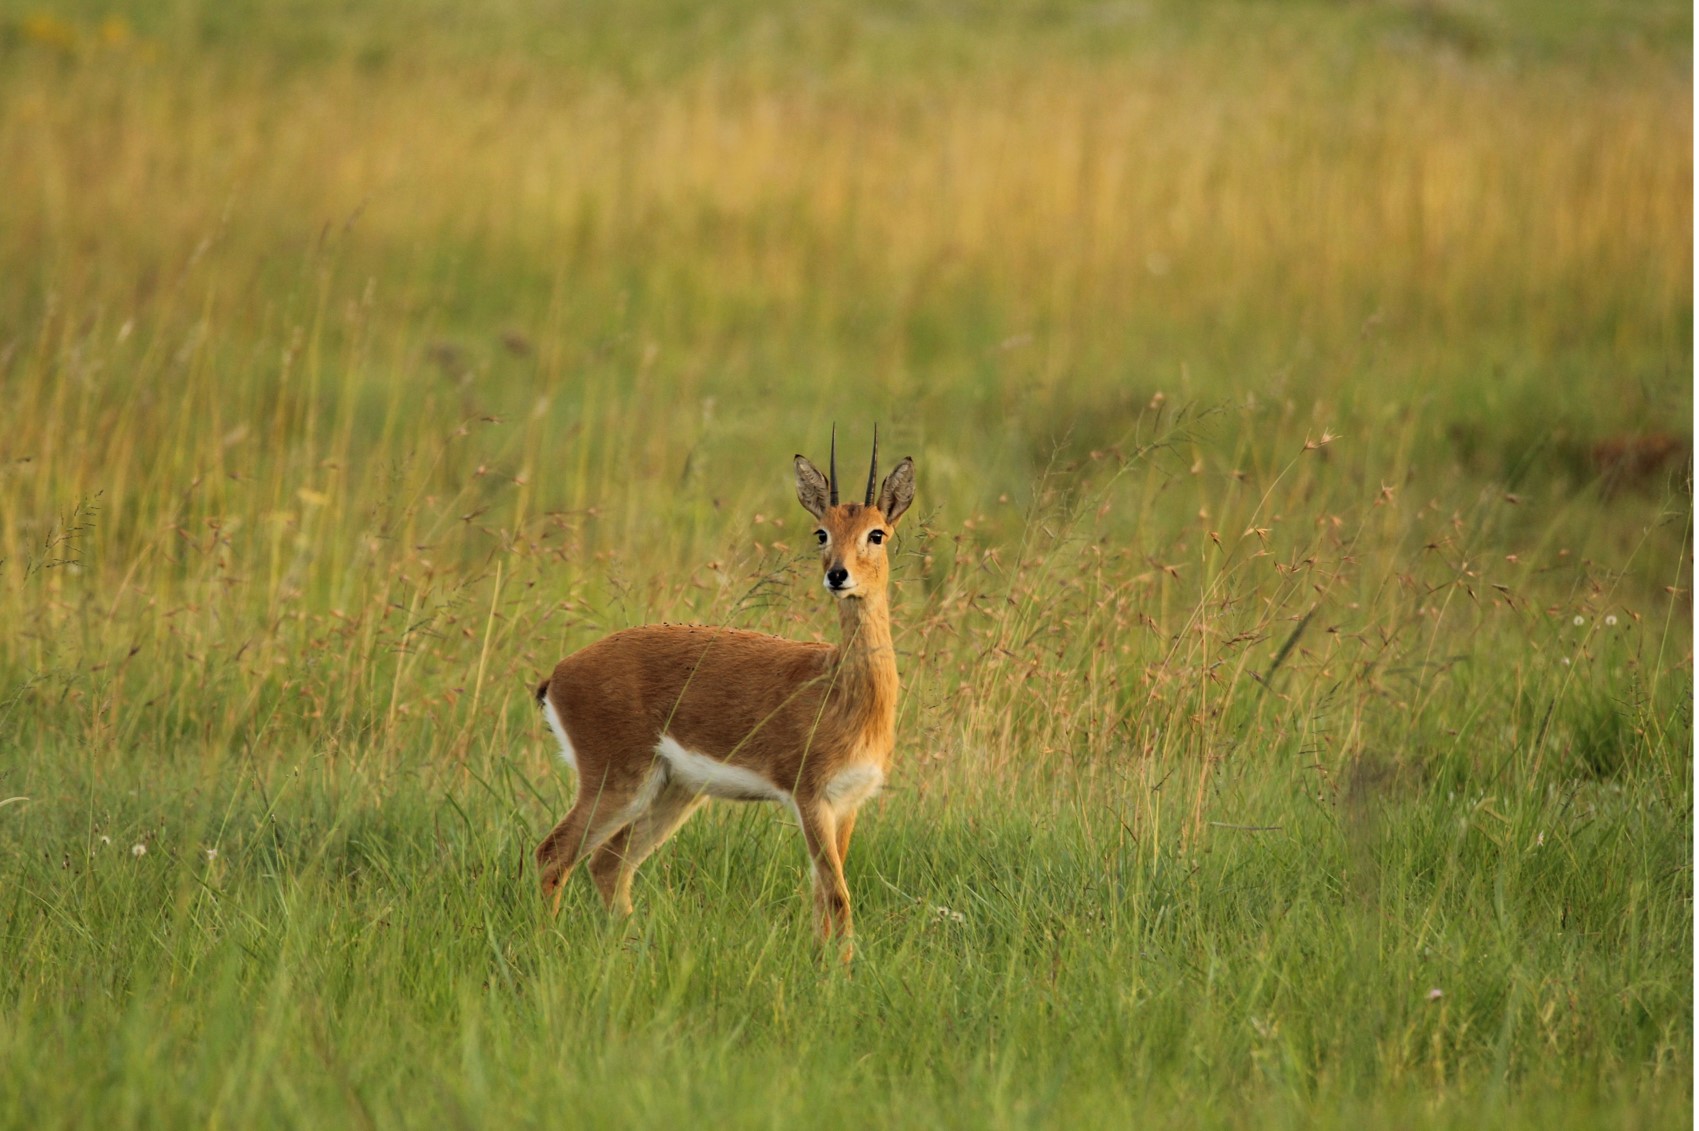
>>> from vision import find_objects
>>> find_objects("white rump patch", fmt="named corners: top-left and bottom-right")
top-left (656, 735), bottom-right (788, 803)
top-left (543, 699), bottom-right (577, 772)
top-left (822, 763), bottom-right (884, 814)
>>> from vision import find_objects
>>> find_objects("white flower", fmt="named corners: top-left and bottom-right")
top-left (99, 835), bottom-right (111, 846)
top-left (1427, 988), bottom-right (1444, 1002)
top-left (131, 843), bottom-right (147, 858)
top-left (1572, 615), bottom-right (1585, 626)
top-left (204, 848), bottom-right (218, 862)
top-left (1604, 615), bottom-right (1618, 627)
top-left (932, 905), bottom-right (966, 924)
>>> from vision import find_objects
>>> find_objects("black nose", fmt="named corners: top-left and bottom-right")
top-left (826, 567), bottom-right (849, 588)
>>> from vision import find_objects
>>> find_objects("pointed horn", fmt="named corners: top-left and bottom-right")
top-left (828, 423), bottom-right (839, 506)
top-left (865, 423), bottom-right (880, 506)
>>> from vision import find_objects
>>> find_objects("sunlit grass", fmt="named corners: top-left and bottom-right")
top-left (0, 2), bottom-right (1690, 1127)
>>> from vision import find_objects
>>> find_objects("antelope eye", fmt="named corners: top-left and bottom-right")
top-left (815, 529), bottom-right (829, 545)
top-left (867, 530), bottom-right (886, 545)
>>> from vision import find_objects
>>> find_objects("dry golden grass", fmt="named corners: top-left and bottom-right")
top-left (1, 23), bottom-right (1689, 785)
top-left (3, 40), bottom-right (1688, 337)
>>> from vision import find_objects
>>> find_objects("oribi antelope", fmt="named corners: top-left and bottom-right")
top-left (534, 428), bottom-right (914, 954)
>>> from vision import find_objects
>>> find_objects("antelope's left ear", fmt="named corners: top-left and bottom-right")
top-left (876, 457), bottom-right (915, 526)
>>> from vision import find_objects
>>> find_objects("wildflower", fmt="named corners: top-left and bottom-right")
top-left (99, 835), bottom-right (111, 846)
top-left (1572, 615), bottom-right (1585, 626)
top-left (1427, 988), bottom-right (1444, 1002)
top-left (131, 843), bottom-right (147, 857)
top-left (932, 905), bottom-right (966, 925)
top-left (1604, 615), bottom-right (1618, 627)
top-left (205, 848), bottom-right (218, 862)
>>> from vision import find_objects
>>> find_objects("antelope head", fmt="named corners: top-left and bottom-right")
top-left (794, 425), bottom-right (915, 600)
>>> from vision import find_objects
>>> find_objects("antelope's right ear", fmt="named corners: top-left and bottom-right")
top-left (794, 455), bottom-right (831, 519)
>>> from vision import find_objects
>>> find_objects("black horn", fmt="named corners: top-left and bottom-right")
top-left (828, 423), bottom-right (839, 506)
top-left (865, 423), bottom-right (879, 505)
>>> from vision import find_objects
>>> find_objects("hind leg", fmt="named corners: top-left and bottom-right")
top-left (535, 770), bottom-right (658, 914)
top-left (587, 787), bottom-right (705, 916)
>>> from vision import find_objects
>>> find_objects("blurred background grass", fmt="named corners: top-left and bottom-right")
top-left (0, 0), bottom-right (1687, 763)
top-left (0, 1), bottom-right (1691, 1126)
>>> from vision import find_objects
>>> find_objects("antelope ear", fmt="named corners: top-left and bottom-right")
top-left (876, 457), bottom-right (915, 525)
top-left (794, 455), bottom-right (831, 519)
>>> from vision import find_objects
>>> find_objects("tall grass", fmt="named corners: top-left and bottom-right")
top-left (0, 2), bottom-right (1690, 1126)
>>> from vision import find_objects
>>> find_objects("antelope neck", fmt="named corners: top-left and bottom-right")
top-left (831, 587), bottom-right (898, 722)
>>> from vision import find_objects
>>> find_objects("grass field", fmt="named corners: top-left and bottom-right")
top-left (0, 1), bottom-right (1692, 1126)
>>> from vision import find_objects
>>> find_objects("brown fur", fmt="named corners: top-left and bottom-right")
top-left (534, 448), bottom-right (915, 958)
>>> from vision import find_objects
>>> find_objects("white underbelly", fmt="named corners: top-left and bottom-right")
top-left (656, 735), bottom-right (789, 803)
top-left (555, 729), bottom-right (881, 817)
top-left (822, 762), bottom-right (885, 814)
